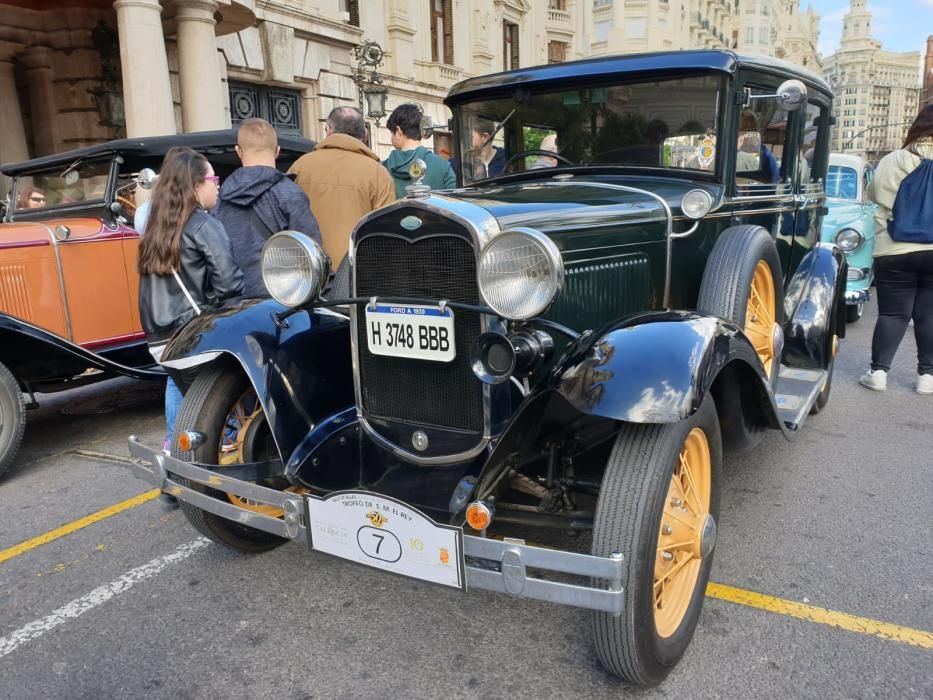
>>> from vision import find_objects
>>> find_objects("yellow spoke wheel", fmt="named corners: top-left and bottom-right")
top-left (218, 391), bottom-right (284, 519)
top-left (745, 259), bottom-right (777, 378)
top-left (653, 427), bottom-right (712, 638)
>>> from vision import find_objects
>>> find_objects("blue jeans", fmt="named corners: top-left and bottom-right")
top-left (165, 377), bottom-right (183, 450)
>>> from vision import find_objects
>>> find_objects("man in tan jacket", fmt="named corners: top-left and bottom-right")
top-left (288, 106), bottom-right (395, 267)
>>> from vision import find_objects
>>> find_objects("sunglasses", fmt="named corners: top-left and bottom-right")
top-left (203, 175), bottom-right (221, 186)
top-left (29, 196), bottom-right (46, 203)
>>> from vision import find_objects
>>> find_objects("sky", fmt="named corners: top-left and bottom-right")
top-left (806, 0), bottom-right (932, 56)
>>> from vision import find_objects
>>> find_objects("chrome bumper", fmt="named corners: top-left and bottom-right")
top-left (845, 289), bottom-right (870, 304)
top-left (127, 436), bottom-right (625, 615)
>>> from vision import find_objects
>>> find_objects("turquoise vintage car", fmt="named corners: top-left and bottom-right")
top-left (823, 153), bottom-right (876, 322)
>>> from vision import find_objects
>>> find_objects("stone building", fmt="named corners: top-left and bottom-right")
top-left (0, 0), bottom-right (826, 173)
top-left (923, 34), bottom-right (933, 108)
top-left (822, 0), bottom-right (921, 160)
top-left (591, 1), bottom-right (822, 75)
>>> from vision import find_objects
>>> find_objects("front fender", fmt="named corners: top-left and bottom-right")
top-left (783, 242), bottom-right (847, 367)
top-left (162, 298), bottom-right (354, 461)
top-left (552, 311), bottom-right (770, 424)
top-left (0, 313), bottom-right (163, 386)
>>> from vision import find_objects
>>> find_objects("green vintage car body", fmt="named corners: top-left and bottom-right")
top-left (126, 51), bottom-right (846, 686)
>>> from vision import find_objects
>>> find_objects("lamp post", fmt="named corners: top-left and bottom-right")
top-left (843, 121), bottom-right (913, 151)
top-left (351, 41), bottom-right (388, 126)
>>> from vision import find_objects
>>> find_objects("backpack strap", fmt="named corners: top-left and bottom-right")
top-left (249, 207), bottom-right (276, 240)
top-left (172, 269), bottom-right (202, 316)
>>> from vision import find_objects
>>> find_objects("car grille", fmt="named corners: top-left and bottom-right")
top-left (354, 233), bottom-right (484, 433)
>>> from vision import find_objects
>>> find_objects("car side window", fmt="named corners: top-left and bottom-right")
top-left (862, 166), bottom-right (874, 202)
top-left (735, 87), bottom-right (789, 190)
top-left (797, 103), bottom-right (825, 196)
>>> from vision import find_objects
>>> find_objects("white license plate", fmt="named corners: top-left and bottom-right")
top-left (365, 303), bottom-right (455, 362)
top-left (306, 492), bottom-right (465, 590)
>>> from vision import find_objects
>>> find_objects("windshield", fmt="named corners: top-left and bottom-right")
top-left (12, 159), bottom-right (112, 213)
top-left (826, 165), bottom-right (858, 200)
top-left (455, 74), bottom-right (724, 184)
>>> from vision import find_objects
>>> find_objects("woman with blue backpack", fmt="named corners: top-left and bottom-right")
top-left (859, 105), bottom-right (933, 395)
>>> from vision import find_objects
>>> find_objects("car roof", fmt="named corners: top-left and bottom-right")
top-left (828, 153), bottom-right (867, 169)
top-left (0, 129), bottom-right (315, 176)
top-left (446, 49), bottom-right (832, 104)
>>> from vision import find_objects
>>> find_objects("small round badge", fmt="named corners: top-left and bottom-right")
top-left (412, 430), bottom-right (429, 451)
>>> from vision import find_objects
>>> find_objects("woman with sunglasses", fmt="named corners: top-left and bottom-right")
top-left (137, 147), bottom-right (243, 490)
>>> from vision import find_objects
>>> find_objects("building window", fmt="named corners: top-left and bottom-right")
top-left (625, 17), bottom-right (647, 39)
top-left (229, 81), bottom-right (302, 136)
top-left (745, 26), bottom-right (754, 43)
top-left (503, 21), bottom-right (519, 70)
top-left (339, 0), bottom-right (359, 26)
top-left (548, 41), bottom-right (566, 64)
top-left (430, 0), bottom-right (454, 65)
top-left (548, 0), bottom-right (566, 9)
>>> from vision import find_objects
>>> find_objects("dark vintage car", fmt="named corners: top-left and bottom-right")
top-left (126, 51), bottom-right (845, 685)
top-left (0, 130), bottom-right (313, 477)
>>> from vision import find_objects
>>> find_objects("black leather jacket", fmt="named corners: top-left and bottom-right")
top-left (139, 209), bottom-right (244, 343)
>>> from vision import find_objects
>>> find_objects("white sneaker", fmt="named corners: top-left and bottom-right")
top-left (917, 374), bottom-right (933, 395)
top-left (858, 369), bottom-right (887, 391)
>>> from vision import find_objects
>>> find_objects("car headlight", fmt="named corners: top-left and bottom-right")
top-left (834, 228), bottom-right (864, 252)
top-left (478, 228), bottom-right (563, 320)
top-left (681, 189), bottom-right (713, 219)
top-left (261, 231), bottom-right (330, 307)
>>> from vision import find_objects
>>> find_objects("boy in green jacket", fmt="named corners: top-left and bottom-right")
top-left (384, 103), bottom-right (457, 198)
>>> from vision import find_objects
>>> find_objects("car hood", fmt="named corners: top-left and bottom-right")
top-left (447, 175), bottom-right (721, 233)
top-left (823, 199), bottom-right (872, 236)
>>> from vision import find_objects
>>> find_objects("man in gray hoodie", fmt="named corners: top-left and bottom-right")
top-left (383, 103), bottom-right (456, 199)
top-left (213, 118), bottom-right (322, 297)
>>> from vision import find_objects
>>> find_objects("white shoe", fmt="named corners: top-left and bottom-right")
top-left (917, 374), bottom-right (933, 395)
top-left (859, 369), bottom-right (887, 391)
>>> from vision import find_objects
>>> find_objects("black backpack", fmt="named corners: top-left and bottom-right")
top-left (889, 155), bottom-right (933, 244)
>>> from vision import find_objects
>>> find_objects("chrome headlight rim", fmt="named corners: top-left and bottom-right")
top-left (477, 227), bottom-right (564, 321)
top-left (681, 188), bottom-right (713, 220)
top-left (260, 231), bottom-right (330, 308)
top-left (834, 227), bottom-right (864, 253)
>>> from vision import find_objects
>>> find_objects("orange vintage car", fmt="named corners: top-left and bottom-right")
top-left (0, 130), bottom-right (313, 477)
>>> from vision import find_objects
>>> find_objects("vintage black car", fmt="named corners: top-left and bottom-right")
top-left (126, 51), bottom-right (844, 685)
top-left (0, 130), bottom-right (313, 478)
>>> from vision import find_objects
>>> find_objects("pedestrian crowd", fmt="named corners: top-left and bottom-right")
top-left (134, 105), bottom-right (457, 502)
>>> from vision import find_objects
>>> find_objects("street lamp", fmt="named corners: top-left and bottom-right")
top-left (351, 41), bottom-right (388, 125)
top-left (843, 121), bottom-right (913, 151)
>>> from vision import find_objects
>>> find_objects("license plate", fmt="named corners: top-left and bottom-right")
top-left (306, 492), bottom-right (465, 590)
top-left (365, 303), bottom-right (455, 362)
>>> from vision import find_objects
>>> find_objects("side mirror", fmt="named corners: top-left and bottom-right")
top-left (775, 79), bottom-right (807, 111)
top-left (137, 168), bottom-right (158, 190)
top-left (53, 224), bottom-right (70, 241)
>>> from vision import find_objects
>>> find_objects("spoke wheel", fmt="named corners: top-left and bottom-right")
top-left (697, 225), bottom-right (784, 387)
top-left (218, 389), bottom-right (283, 518)
top-left (172, 364), bottom-right (289, 553)
top-left (0, 361), bottom-right (25, 480)
top-left (592, 395), bottom-right (721, 686)
top-left (745, 260), bottom-right (778, 378)
top-left (654, 428), bottom-right (712, 638)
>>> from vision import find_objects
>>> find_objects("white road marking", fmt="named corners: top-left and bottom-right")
top-left (0, 538), bottom-right (210, 658)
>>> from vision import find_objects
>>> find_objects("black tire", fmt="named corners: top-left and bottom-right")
top-left (172, 364), bottom-right (287, 553)
top-left (697, 225), bottom-right (784, 386)
top-left (591, 395), bottom-right (722, 686)
top-left (845, 303), bottom-right (863, 323)
top-left (0, 361), bottom-right (26, 480)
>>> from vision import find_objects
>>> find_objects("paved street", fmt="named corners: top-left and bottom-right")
top-left (0, 299), bottom-right (931, 700)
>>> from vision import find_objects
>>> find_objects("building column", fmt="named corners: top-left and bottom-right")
top-left (113, 0), bottom-right (176, 136)
top-left (19, 47), bottom-right (58, 156)
top-left (0, 42), bottom-right (29, 170)
top-left (175, 0), bottom-right (226, 132)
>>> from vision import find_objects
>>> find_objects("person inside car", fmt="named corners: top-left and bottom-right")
top-left (19, 187), bottom-right (46, 209)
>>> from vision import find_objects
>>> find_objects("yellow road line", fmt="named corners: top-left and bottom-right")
top-left (706, 582), bottom-right (933, 650)
top-left (0, 489), bottom-right (160, 565)
top-left (2, 497), bottom-right (932, 652)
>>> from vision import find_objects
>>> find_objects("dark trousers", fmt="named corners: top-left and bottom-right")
top-left (870, 251), bottom-right (933, 376)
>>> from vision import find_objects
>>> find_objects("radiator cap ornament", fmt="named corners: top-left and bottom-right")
top-left (405, 158), bottom-right (431, 199)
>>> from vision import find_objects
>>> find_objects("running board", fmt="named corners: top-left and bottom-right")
top-left (774, 366), bottom-right (827, 432)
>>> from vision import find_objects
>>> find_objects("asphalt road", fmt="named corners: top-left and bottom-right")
top-left (1, 298), bottom-right (931, 699)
